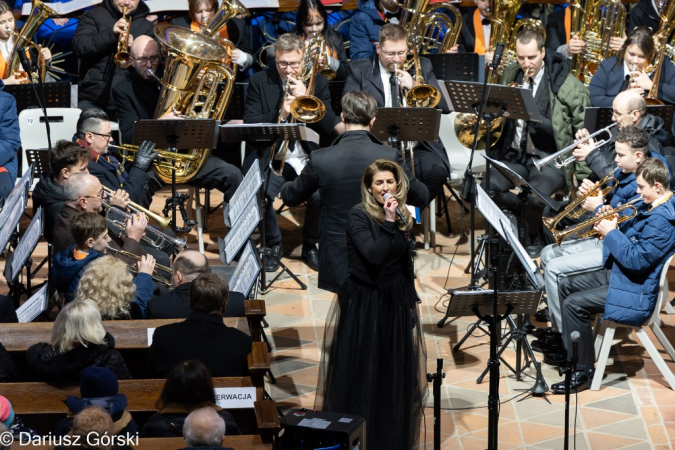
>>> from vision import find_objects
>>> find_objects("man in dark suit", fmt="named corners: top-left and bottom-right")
top-left (449, 0), bottom-right (493, 63)
top-left (280, 91), bottom-right (429, 292)
top-left (243, 33), bottom-right (335, 273)
top-left (544, 6), bottom-right (586, 60)
top-left (148, 273), bottom-right (252, 378)
top-left (344, 24), bottom-right (451, 203)
top-left (146, 250), bottom-right (210, 319)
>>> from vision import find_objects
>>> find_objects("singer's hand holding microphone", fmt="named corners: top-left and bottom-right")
top-left (383, 192), bottom-right (398, 222)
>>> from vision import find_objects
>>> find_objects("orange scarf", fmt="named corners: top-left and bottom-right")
top-left (473, 9), bottom-right (488, 55)
top-left (564, 7), bottom-right (571, 44)
top-left (0, 52), bottom-right (7, 79)
top-left (190, 20), bottom-right (229, 40)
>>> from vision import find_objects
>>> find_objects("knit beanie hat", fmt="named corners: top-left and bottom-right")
top-left (0, 395), bottom-right (14, 428)
top-left (79, 367), bottom-right (119, 398)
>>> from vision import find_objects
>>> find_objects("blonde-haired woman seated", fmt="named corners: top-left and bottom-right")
top-left (74, 255), bottom-right (155, 320)
top-left (26, 299), bottom-right (131, 382)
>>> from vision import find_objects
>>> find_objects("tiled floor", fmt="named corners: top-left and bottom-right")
top-left (12, 188), bottom-right (675, 449)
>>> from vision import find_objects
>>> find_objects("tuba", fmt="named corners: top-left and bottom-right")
top-left (8, 0), bottom-right (56, 78)
top-left (200, 0), bottom-right (250, 38)
top-left (398, 0), bottom-right (462, 54)
top-left (151, 25), bottom-right (235, 183)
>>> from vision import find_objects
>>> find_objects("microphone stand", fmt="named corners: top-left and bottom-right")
top-left (560, 332), bottom-right (579, 450)
top-left (19, 48), bottom-right (52, 151)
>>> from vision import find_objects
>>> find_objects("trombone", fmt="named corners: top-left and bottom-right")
top-left (101, 186), bottom-right (171, 231)
top-left (114, 6), bottom-right (132, 68)
top-left (105, 246), bottom-right (172, 288)
top-left (533, 122), bottom-right (618, 172)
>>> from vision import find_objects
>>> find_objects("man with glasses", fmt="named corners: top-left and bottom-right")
top-left (344, 23), bottom-right (451, 203)
top-left (244, 33), bottom-right (335, 272)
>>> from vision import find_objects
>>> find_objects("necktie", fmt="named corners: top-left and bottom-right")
top-left (520, 78), bottom-right (535, 152)
top-left (481, 19), bottom-right (491, 26)
top-left (389, 72), bottom-right (398, 107)
top-left (620, 74), bottom-right (631, 93)
top-left (385, 11), bottom-right (398, 20)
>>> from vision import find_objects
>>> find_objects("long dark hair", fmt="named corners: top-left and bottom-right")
top-left (156, 360), bottom-right (216, 410)
top-left (291, 0), bottom-right (342, 53)
top-left (616, 26), bottom-right (655, 67)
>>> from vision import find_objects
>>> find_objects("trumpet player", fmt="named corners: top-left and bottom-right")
top-left (344, 24), bottom-right (451, 202)
top-left (244, 33), bottom-right (335, 272)
top-left (72, 0), bottom-right (155, 113)
top-left (481, 29), bottom-right (590, 258)
top-left (551, 158), bottom-right (675, 393)
top-left (0, 2), bottom-right (52, 84)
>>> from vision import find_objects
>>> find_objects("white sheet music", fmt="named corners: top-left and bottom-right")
top-left (16, 284), bottom-right (48, 323)
top-left (230, 241), bottom-right (261, 298)
top-left (0, 194), bottom-right (25, 255)
top-left (11, 208), bottom-right (42, 282)
top-left (226, 163), bottom-right (263, 227)
top-left (0, 164), bottom-right (32, 231)
top-left (223, 197), bottom-right (260, 264)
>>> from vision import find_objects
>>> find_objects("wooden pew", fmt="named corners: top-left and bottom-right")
top-left (12, 435), bottom-right (271, 450)
top-left (0, 378), bottom-right (281, 442)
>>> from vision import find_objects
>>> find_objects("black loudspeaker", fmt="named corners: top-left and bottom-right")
top-left (280, 409), bottom-right (366, 450)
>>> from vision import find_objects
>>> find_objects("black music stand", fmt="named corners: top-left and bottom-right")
top-left (584, 105), bottom-right (675, 133)
top-left (133, 119), bottom-right (219, 233)
top-left (425, 53), bottom-right (483, 83)
top-left (220, 123), bottom-right (317, 293)
top-left (5, 81), bottom-right (70, 112)
top-left (328, 81), bottom-right (346, 116)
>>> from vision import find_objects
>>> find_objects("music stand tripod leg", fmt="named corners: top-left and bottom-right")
top-left (452, 318), bottom-right (490, 351)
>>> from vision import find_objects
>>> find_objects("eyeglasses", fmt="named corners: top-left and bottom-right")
top-left (89, 131), bottom-right (113, 139)
top-left (612, 109), bottom-right (636, 117)
top-left (84, 188), bottom-right (105, 199)
top-left (381, 50), bottom-right (409, 58)
top-left (277, 61), bottom-right (302, 69)
top-left (133, 55), bottom-right (160, 65)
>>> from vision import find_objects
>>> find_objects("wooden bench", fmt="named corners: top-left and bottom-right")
top-left (0, 377), bottom-right (281, 442)
top-left (1, 301), bottom-right (271, 384)
top-left (11, 435), bottom-right (271, 450)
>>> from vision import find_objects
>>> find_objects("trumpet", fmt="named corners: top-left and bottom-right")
top-left (543, 167), bottom-right (619, 232)
top-left (550, 196), bottom-right (642, 245)
top-left (101, 186), bottom-right (171, 231)
top-left (114, 6), bottom-right (132, 68)
top-left (533, 122), bottom-right (618, 172)
top-left (309, 33), bottom-right (336, 81)
top-left (105, 246), bottom-right (172, 288)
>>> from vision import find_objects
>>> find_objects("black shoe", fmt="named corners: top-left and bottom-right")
top-left (526, 234), bottom-right (542, 258)
top-left (543, 350), bottom-right (568, 366)
top-left (302, 244), bottom-right (320, 271)
top-left (533, 326), bottom-right (556, 339)
top-left (531, 337), bottom-right (564, 354)
top-left (534, 307), bottom-right (550, 323)
top-left (551, 370), bottom-right (594, 394)
top-left (265, 244), bottom-right (282, 272)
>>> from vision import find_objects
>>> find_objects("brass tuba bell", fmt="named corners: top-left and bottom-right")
top-left (8, 0), bottom-right (56, 77)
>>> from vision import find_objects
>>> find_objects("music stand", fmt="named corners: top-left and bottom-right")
top-left (133, 119), bottom-right (219, 233)
top-left (425, 53), bottom-right (482, 83)
top-left (219, 123), bottom-right (314, 293)
top-left (584, 105), bottom-right (675, 133)
top-left (5, 81), bottom-right (71, 112)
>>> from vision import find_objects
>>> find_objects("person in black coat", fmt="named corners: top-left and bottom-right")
top-left (452, 0), bottom-right (493, 62)
top-left (315, 159), bottom-right (425, 450)
top-left (141, 360), bottom-right (240, 438)
top-left (280, 91), bottom-right (428, 292)
top-left (147, 250), bottom-right (210, 319)
top-left (26, 299), bottom-right (132, 382)
top-left (148, 274), bottom-right (252, 378)
top-left (0, 342), bottom-right (17, 381)
top-left (32, 141), bottom-right (90, 244)
top-left (71, 0), bottom-right (155, 114)
top-left (544, 7), bottom-right (587, 60)
top-left (343, 24), bottom-right (451, 202)
top-left (627, 0), bottom-right (661, 35)
top-left (243, 33), bottom-right (335, 272)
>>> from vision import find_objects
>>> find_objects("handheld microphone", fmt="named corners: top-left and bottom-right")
top-left (383, 192), bottom-right (406, 224)
top-left (491, 42), bottom-right (505, 68)
top-left (17, 47), bottom-right (32, 75)
top-left (570, 330), bottom-right (580, 367)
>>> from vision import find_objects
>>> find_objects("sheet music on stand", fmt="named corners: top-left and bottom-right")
top-left (133, 119), bottom-right (219, 148)
top-left (0, 194), bottom-right (25, 255)
top-left (370, 107), bottom-right (442, 142)
top-left (5, 82), bottom-right (71, 112)
top-left (225, 162), bottom-right (263, 227)
top-left (475, 185), bottom-right (543, 289)
top-left (16, 283), bottom-right (48, 323)
top-left (229, 241), bottom-right (261, 299)
top-left (219, 123), bottom-right (320, 145)
top-left (447, 289), bottom-right (542, 317)
top-left (10, 208), bottom-right (42, 282)
top-left (425, 53), bottom-right (482, 83)
top-left (2, 164), bottom-right (33, 218)
top-left (443, 81), bottom-right (541, 122)
top-left (219, 197), bottom-right (261, 264)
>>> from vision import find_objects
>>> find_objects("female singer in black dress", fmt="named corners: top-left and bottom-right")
top-left (316, 159), bottom-right (426, 450)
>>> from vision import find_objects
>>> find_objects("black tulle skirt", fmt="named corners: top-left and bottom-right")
top-left (315, 274), bottom-right (427, 450)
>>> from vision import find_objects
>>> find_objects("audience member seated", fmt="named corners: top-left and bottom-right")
top-left (72, 0), bottom-right (155, 114)
top-left (26, 299), bottom-right (132, 381)
top-left (74, 255), bottom-right (155, 320)
top-left (0, 395), bottom-right (36, 443)
top-left (33, 141), bottom-right (90, 243)
top-left (0, 345), bottom-right (16, 382)
top-left (58, 405), bottom-right (117, 450)
top-left (147, 250), bottom-right (209, 319)
top-left (0, 297), bottom-right (17, 323)
top-left (55, 367), bottom-right (139, 437)
top-left (52, 212), bottom-right (109, 304)
top-left (52, 173), bottom-right (146, 256)
top-left (0, 1), bottom-right (52, 85)
top-left (140, 360), bottom-right (240, 438)
top-left (182, 407), bottom-right (228, 450)
top-left (149, 273), bottom-right (252, 378)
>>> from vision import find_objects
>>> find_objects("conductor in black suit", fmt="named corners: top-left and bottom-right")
top-left (243, 33), bottom-right (335, 273)
top-left (148, 273), bottom-right (252, 378)
top-left (280, 91), bottom-right (429, 292)
top-left (146, 250), bottom-right (210, 319)
top-left (344, 24), bottom-right (450, 202)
